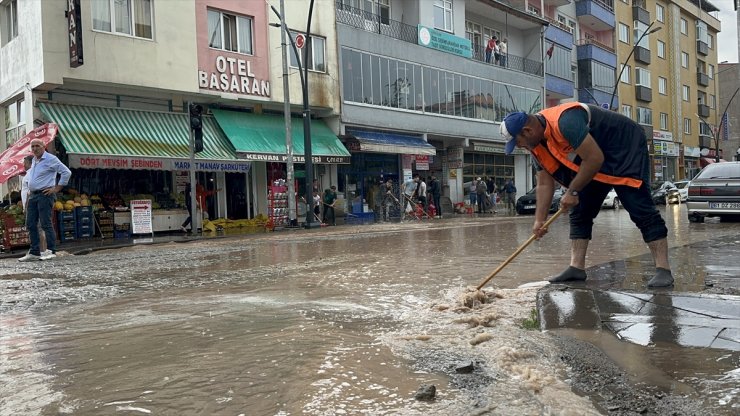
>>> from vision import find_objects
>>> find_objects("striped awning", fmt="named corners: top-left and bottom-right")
top-left (38, 102), bottom-right (250, 173)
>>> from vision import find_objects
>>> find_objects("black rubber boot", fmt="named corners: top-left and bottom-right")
top-left (647, 268), bottom-right (674, 288)
top-left (548, 266), bottom-right (587, 283)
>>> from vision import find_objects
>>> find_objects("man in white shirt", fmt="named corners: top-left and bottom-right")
top-left (20, 156), bottom-right (49, 257)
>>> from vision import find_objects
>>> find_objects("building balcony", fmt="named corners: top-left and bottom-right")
top-left (635, 85), bottom-right (652, 102)
top-left (575, 0), bottom-right (615, 31)
top-left (698, 103), bottom-right (710, 118)
top-left (699, 135), bottom-right (713, 148)
top-left (544, 0), bottom-right (572, 7)
top-left (546, 75), bottom-right (575, 100)
top-left (632, 5), bottom-right (650, 25)
top-left (697, 40), bottom-right (709, 56)
top-left (335, 2), bottom-right (417, 44)
top-left (544, 17), bottom-right (574, 46)
top-left (634, 46), bottom-right (651, 65)
top-left (578, 88), bottom-right (612, 106)
top-left (335, 1), bottom-right (543, 77)
top-left (576, 38), bottom-right (616, 67)
top-left (697, 72), bottom-right (710, 87)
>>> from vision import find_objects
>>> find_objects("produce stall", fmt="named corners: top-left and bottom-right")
top-left (0, 204), bottom-right (29, 252)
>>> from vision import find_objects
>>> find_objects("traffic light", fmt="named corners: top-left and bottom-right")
top-left (189, 103), bottom-right (204, 153)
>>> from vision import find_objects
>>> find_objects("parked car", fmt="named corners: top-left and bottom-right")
top-left (672, 180), bottom-right (690, 203)
top-left (601, 188), bottom-right (620, 209)
top-left (686, 162), bottom-right (740, 223)
top-left (651, 181), bottom-right (679, 205)
top-left (516, 187), bottom-right (564, 215)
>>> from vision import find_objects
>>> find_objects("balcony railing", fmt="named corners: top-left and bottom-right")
top-left (575, 38), bottom-right (615, 53)
top-left (544, 16), bottom-right (573, 34)
top-left (335, 1), bottom-right (543, 77)
top-left (335, 2), bottom-right (417, 44)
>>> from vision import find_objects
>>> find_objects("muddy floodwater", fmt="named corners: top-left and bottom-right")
top-left (1, 205), bottom-right (739, 415)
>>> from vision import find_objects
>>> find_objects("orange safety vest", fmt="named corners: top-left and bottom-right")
top-left (531, 103), bottom-right (644, 189)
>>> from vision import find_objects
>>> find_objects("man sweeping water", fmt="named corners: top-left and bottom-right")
top-left (500, 103), bottom-right (674, 288)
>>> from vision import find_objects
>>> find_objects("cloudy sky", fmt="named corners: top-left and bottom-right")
top-left (714, 0), bottom-right (738, 62)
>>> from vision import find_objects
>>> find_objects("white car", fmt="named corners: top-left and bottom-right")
top-left (673, 180), bottom-right (690, 202)
top-left (601, 188), bottom-right (620, 209)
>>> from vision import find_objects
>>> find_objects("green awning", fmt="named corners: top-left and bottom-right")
top-left (211, 109), bottom-right (351, 164)
top-left (38, 102), bottom-right (250, 173)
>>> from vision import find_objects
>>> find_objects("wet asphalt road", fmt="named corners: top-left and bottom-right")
top-left (0, 204), bottom-right (738, 415)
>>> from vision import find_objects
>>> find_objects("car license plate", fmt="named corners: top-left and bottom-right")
top-left (709, 202), bottom-right (740, 209)
top-left (524, 204), bottom-right (536, 209)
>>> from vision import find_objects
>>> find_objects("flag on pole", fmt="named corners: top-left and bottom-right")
top-left (546, 42), bottom-right (555, 59)
top-left (720, 112), bottom-right (730, 141)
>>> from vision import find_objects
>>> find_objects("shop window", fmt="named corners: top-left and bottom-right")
top-left (92, 0), bottom-right (153, 39)
top-left (1, 0), bottom-right (17, 46)
top-left (290, 32), bottom-right (325, 72)
top-left (3, 98), bottom-right (25, 147)
top-left (208, 8), bottom-right (253, 55)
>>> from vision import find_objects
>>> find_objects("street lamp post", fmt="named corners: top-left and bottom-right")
top-left (269, 0), bottom-right (318, 228)
top-left (610, 21), bottom-right (662, 111)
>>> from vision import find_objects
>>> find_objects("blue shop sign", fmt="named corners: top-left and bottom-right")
top-left (417, 25), bottom-right (472, 59)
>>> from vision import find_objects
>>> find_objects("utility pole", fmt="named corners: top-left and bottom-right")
top-left (279, 0), bottom-right (297, 227)
top-left (187, 102), bottom-right (198, 234)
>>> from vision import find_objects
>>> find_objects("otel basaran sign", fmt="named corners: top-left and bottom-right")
top-left (198, 55), bottom-right (270, 97)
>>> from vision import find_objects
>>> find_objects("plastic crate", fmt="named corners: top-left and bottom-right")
top-left (75, 206), bottom-right (93, 217)
top-left (58, 211), bottom-right (75, 221)
top-left (114, 230), bottom-right (131, 239)
top-left (345, 212), bottom-right (375, 225)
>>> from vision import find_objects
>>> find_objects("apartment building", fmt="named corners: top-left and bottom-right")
top-left (335, 0), bottom-right (547, 204)
top-left (614, 0), bottom-right (722, 182)
top-left (0, 0), bottom-right (347, 227)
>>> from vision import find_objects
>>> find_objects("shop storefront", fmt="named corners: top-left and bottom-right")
top-left (463, 142), bottom-right (516, 193)
top-left (211, 110), bottom-right (351, 225)
top-left (683, 146), bottom-right (701, 180)
top-left (338, 129), bottom-right (436, 217)
top-left (652, 135), bottom-right (679, 182)
top-left (39, 102), bottom-right (252, 232)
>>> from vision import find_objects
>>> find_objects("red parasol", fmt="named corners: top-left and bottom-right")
top-left (0, 123), bottom-right (59, 184)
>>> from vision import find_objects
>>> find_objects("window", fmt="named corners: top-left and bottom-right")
top-left (682, 85), bottom-right (690, 101)
top-left (546, 44), bottom-right (572, 80)
top-left (699, 122), bottom-right (712, 137)
top-left (708, 33), bottom-right (713, 48)
top-left (527, 4), bottom-right (540, 16)
top-left (633, 21), bottom-right (650, 49)
top-left (568, 20), bottom-right (577, 42)
top-left (696, 21), bottom-right (709, 44)
top-left (433, 0), bottom-right (453, 32)
top-left (290, 32), bottom-right (325, 72)
top-left (340, 47), bottom-right (542, 122)
top-left (656, 4), bottom-right (664, 22)
top-left (657, 40), bottom-right (665, 58)
top-left (3, 98), bottom-right (26, 147)
top-left (684, 118), bottom-right (691, 134)
top-left (557, 15), bottom-right (566, 25)
top-left (680, 18), bottom-right (687, 35)
top-left (622, 104), bottom-right (632, 119)
top-left (620, 64), bottom-right (631, 83)
top-left (92, 0), bottom-right (153, 39)
top-left (1, 0), bottom-right (17, 45)
top-left (636, 107), bottom-right (652, 125)
top-left (660, 113), bottom-right (668, 130)
top-left (207, 9), bottom-right (253, 55)
top-left (708, 64), bottom-right (714, 78)
top-left (658, 77), bottom-right (667, 95)
top-left (698, 91), bottom-right (707, 105)
top-left (681, 52), bottom-right (688, 68)
top-left (618, 23), bottom-right (630, 43)
top-left (635, 67), bottom-right (651, 88)
top-left (710, 94), bottom-right (716, 108)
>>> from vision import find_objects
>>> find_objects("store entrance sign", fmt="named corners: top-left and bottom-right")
top-left (130, 200), bottom-right (153, 235)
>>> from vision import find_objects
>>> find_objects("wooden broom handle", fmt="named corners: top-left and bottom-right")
top-left (475, 207), bottom-right (567, 290)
